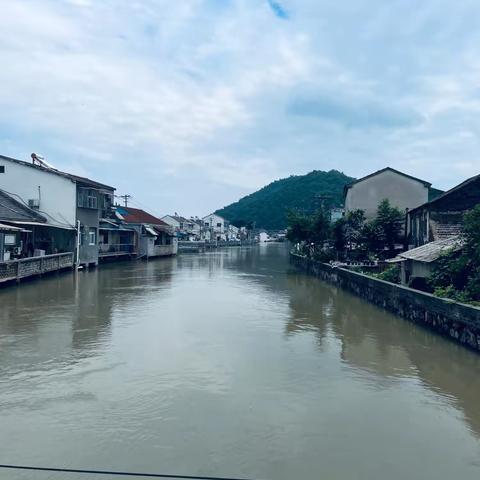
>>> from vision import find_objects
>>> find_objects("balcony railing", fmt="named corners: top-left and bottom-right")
top-left (99, 244), bottom-right (136, 256)
top-left (0, 253), bottom-right (74, 284)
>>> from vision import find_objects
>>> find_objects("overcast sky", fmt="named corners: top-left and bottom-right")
top-left (1, 0), bottom-right (479, 217)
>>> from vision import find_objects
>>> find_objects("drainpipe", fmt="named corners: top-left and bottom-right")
top-left (75, 220), bottom-right (81, 270)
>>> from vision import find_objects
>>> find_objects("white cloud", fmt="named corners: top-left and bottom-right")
top-left (0, 0), bottom-right (479, 215)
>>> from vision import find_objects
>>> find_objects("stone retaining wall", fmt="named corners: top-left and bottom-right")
top-left (290, 253), bottom-right (480, 352)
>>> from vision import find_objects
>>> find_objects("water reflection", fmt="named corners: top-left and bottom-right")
top-left (0, 245), bottom-right (479, 480)
top-left (284, 264), bottom-right (480, 439)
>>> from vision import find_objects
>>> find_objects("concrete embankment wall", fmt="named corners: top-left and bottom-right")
top-left (290, 253), bottom-right (480, 352)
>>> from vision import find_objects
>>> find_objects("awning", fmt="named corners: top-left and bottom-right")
top-left (0, 222), bottom-right (29, 232)
top-left (386, 257), bottom-right (407, 263)
top-left (7, 220), bottom-right (75, 231)
top-left (145, 226), bottom-right (158, 237)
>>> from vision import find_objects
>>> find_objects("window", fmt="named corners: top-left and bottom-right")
top-left (216, 223), bottom-right (222, 228)
top-left (89, 228), bottom-right (96, 246)
top-left (77, 188), bottom-right (98, 209)
top-left (4, 234), bottom-right (16, 245)
top-left (0, 165), bottom-right (5, 173)
top-left (204, 222), bottom-right (209, 227)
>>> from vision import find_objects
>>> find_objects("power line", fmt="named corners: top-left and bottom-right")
top-left (116, 194), bottom-right (132, 207)
top-left (0, 464), bottom-right (255, 480)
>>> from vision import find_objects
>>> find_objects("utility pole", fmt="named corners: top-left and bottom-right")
top-left (118, 194), bottom-right (131, 207)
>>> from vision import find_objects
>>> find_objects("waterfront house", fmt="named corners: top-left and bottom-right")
top-left (407, 173), bottom-right (480, 248)
top-left (344, 167), bottom-right (432, 220)
top-left (202, 213), bottom-right (228, 241)
top-left (0, 189), bottom-right (75, 258)
top-left (0, 189), bottom-right (75, 283)
top-left (161, 214), bottom-right (201, 240)
top-left (389, 236), bottom-right (462, 288)
top-left (0, 153), bottom-right (115, 267)
top-left (258, 231), bottom-right (270, 243)
top-left (116, 207), bottom-right (177, 258)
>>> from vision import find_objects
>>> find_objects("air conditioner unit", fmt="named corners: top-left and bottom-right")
top-left (28, 198), bottom-right (40, 209)
top-left (13, 246), bottom-right (22, 255)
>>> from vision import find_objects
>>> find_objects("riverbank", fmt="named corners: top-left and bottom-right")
top-left (290, 253), bottom-right (480, 352)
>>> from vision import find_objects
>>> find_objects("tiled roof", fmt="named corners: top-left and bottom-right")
top-left (435, 223), bottom-right (463, 239)
top-left (0, 189), bottom-right (46, 223)
top-left (399, 236), bottom-right (462, 263)
top-left (116, 206), bottom-right (168, 226)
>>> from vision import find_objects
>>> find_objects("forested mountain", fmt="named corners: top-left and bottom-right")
top-left (215, 170), bottom-right (355, 230)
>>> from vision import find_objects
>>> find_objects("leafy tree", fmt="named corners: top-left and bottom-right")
top-left (310, 207), bottom-right (331, 245)
top-left (286, 210), bottom-right (312, 244)
top-left (374, 199), bottom-right (404, 251)
top-left (332, 218), bottom-right (346, 254)
top-left (361, 220), bottom-right (382, 252)
top-left (344, 209), bottom-right (365, 250)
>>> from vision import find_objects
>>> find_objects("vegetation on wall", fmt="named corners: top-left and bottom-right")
top-left (429, 204), bottom-right (480, 304)
top-left (215, 170), bottom-right (355, 230)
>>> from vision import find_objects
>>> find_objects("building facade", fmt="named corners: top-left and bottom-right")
top-left (344, 167), bottom-right (431, 220)
top-left (202, 213), bottom-right (228, 241)
top-left (117, 207), bottom-right (177, 258)
top-left (0, 154), bottom-right (115, 266)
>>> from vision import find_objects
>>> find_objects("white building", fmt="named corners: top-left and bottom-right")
top-left (202, 213), bottom-right (228, 241)
top-left (258, 231), bottom-right (270, 243)
top-left (344, 167), bottom-right (431, 220)
top-left (0, 153), bottom-right (115, 266)
top-left (161, 214), bottom-right (202, 240)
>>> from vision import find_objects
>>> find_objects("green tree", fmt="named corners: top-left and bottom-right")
top-left (310, 207), bottom-right (331, 245)
top-left (332, 218), bottom-right (346, 254)
top-left (374, 199), bottom-right (404, 252)
top-left (286, 210), bottom-right (312, 244)
top-left (344, 209), bottom-right (365, 250)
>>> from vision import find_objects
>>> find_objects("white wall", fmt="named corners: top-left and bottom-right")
top-left (161, 216), bottom-right (181, 228)
top-left (0, 159), bottom-right (77, 227)
top-left (345, 170), bottom-right (429, 219)
top-left (202, 214), bottom-right (226, 233)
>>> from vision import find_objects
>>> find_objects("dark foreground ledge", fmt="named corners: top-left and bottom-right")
top-left (290, 253), bottom-right (480, 352)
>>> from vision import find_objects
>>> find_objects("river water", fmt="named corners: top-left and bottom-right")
top-left (1, 244), bottom-right (480, 480)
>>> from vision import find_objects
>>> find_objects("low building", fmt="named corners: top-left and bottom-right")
top-left (390, 236), bottom-right (462, 288)
top-left (344, 167), bottom-right (432, 220)
top-left (0, 188), bottom-right (75, 259)
top-left (330, 207), bottom-right (344, 222)
top-left (0, 189), bottom-right (75, 283)
top-left (116, 207), bottom-right (177, 258)
top-left (161, 214), bottom-right (201, 240)
top-left (407, 174), bottom-right (480, 248)
top-left (258, 231), bottom-right (270, 243)
top-left (98, 219), bottom-right (138, 261)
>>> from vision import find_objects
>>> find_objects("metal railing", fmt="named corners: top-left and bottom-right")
top-left (99, 244), bottom-right (136, 256)
top-left (0, 253), bottom-right (74, 283)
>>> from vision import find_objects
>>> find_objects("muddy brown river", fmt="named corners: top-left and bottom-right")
top-left (1, 244), bottom-right (479, 479)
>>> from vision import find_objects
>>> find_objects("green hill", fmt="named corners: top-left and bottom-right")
top-left (215, 170), bottom-right (355, 230)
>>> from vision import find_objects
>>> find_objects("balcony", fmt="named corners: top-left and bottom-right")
top-left (99, 243), bottom-right (137, 258)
